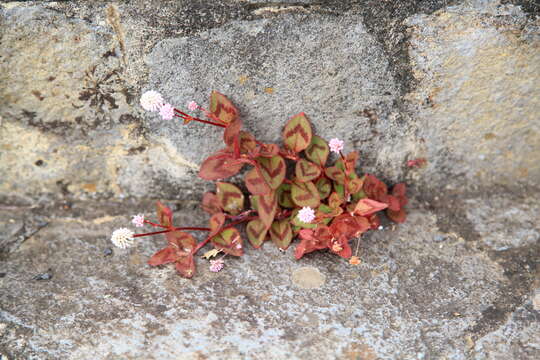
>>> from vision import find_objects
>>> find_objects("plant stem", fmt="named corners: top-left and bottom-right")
top-left (174, 109), bottom-right (226, 128)
top-left (134, 227), bottom-right (211, 238)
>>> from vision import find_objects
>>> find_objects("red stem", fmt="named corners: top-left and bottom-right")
top-left (134, 227), bottom-right (210, 238)
top-left (173, 110), bottom-right (226, 128)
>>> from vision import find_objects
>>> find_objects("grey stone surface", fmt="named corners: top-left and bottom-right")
top-left (0, 192), bottom-right (538, 359)
top-left (1, 0), bottom-right (539, 358)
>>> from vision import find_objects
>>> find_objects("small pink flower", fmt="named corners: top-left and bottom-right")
top-left (329, 138), bottom-right (344, 153)
top-left (209, 259), bottom-right (224, 272)
top-left (132, 214), bottom-right (145, 227)
top-left (188, 101), bottom-right (199, 111)
top-left (297, 206), bottom-right (315, 223)
top-left (159, 103), bottom-right (175, 120)
top-left (140, 90), bottom-right (163, 112)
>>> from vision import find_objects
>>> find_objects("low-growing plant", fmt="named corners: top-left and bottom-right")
top-left (110, 90), bottom-right (407, 278)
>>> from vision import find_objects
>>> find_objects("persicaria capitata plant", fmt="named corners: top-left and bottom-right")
top-left (111, 90), bottom-right (408, 278)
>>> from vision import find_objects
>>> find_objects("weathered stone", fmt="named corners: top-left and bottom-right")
top-left (0, 193), bottom-right (537, 359)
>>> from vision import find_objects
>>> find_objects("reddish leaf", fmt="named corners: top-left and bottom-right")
top-left (354, 199), bottom-right (388, 216)
top-left (253, 192), bottom-right (278, 229)
top-left (344, 151), bottom-right (359, 174)
top-left (156, 201), bottom-right (173, 228)
top-left (387, 208), bottom-right (407, 223)
top-left (294, 226), bottom-right (332, 259)
top-left (199, 151), bottom-right (244, 181)
top-left (295, 159), bottom-right (321, 182)
top-left (330, 214), bottom-right (370, 240)
top-left (407, 158), bottom-right (427, 168)
top-left (305, 135), bottom-right (329, 166)
top-left (239, 131), bottom-right (257, 154)
top-left (277, 183), bottom-right (294, 208)
top-left (269, 219), bottom-right (293, 250)
top-left (223, 117), bottom-right (242, 147)
top-left (211, 228), bottom-right (243, 256)
top-left (363, 174), bottom-right (388, 201)
top-left (216, 182), bottom-right (244, 215)
top-left (328, 192), bottom-right (344, 209)
top-left (258, 155), bottom-right (286, 189)
top-left (201, 192), bottom-right (222, 215)
top-left (315, 177), bottom-right (332, 200)
top-left (166, 230), bottom-right (197, 252)
top-left (175, 255), bottom-right (196, 278)
top-left (245, 166), bottom-right (272, 195)
top-left (291, 180), bottom-right (320, 208)
top-left (329, 235), bottom-right (352, 258)
top-left (209, 91), bottom-right (238, 125)
top-left (392, 183), bottom-right (408, 207)
top-left (246, 219), bottom-right (268, 248)
top-left (367, 214), bottom-right (380, 230)
top-left (147, 247), bottom-right (176, 266)
top-left (347, 177), bottom-right (364, 194)
top-left (209, 212), bottom-right (225, 237)
top-left (380, 194), bottom-right (400, 211)
top-left (259, 143), bottom-right (280, 157)
top-left (282, 112), bottom-right (313, 152)
top-left (325, 166), bottom-right (345, 183)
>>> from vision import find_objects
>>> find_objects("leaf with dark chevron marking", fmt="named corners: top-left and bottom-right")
top-left (291, 180), bottom-right (320, 208)
top-left (305, 135), bottom-right (329, 166)
top-left (201, 192), bottom-right (222, 214)
top-left (208, 212), bottom-right (225, 237)
top-left (258, 155), bottom-right (286, 189)
top-left (269, 219), bottom-right (293, 250)
top-left (253, 192), bottom-right (277, 229)
top-left (277, 183), bottom-right (294, 208)
top-left (295, 158), bottom-right (321, 182)
top-left (245, 166), bottom-right (272, 195)
top-left (315, 177), bottom-right (332, 200)
top-left (209, 90), bottom-right (238, 125)
top-left (211, 228), bottom-right (243, 256)
top-left (282, 112), bottom-right (312, 152)
top-left (156, 201), bottom-right (173, 228)
top-left (199, 150), bottom-right (244, 180)
top-left (216, 182), bottom-right (244, 215)
top-left (246, 219), bottom-right (268, 248)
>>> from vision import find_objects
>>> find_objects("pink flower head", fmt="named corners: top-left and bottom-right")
top-left (329, 138), bottom-right (344, 154)
top-left (209, 259), bottom-right (224, 272)
top-left (188, 101), bottom-right (199, 111)
top-left (140, 90), bottom-right (164, 112)
top-left (132, 214), bottom-right (145, 227)
top-left (159, 103), bottom-right (175, 120)
top-left (297, 206), bottom-right (315, 223)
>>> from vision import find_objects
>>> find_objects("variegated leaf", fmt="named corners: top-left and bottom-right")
top-left (209, 90), bottom-right (238, 125)
top-left (211, 228), bottom-right (243, 256)
top-left (156, 201), bottom-right (173, 228)
top-left (269, 219), bottom-right (293, 250)
top-left (199, 151), bottom-right (244, 180)
top-left (258, 155), bottom-right (286, 189)
top-left (253, 192), bottom-right (278, 229)
top-left (282, 112), bottom-right (312, 152)
top-left (291, 180), bottom-right (320, 208)
top-left (305, 135), bottom-right (329, 166)
top-left (216, 182), bottom-right (244, 215)
top-left (295, 159), bottom-right (321, 182)
top-left (245, 166), bottom-right (272, 195)
top-left (315, 177), bottom-right (332, 199)
top-left (246, 219), bottom-right (268, 248)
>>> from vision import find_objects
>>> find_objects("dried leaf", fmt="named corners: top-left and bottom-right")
top-left (201, 248), bottom-right (221, 259)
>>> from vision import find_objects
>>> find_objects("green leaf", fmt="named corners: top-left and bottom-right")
top-left (156, 201), bottom-right (173, 228)
top-left (315, 177), bottom-right (332, 199)
top-left (328, 192), bottom-right (344, 209)
top-left (253, 192), bottom-right (278, 229)
top-left (269, 220), bottom-right (293, 250)
top-left (246, 219), bottom-right (268, 248)
top-left (258, 155), bottom-right (286, 189)
top-left (199, 150), bottom-right (244, 181)
top-left (305, 135), bottom-right (329, 166)
top-left (295, 159), bottom-right (321, 182)
top-left (211, 228), bottom-right (243, 256)
top-left (209, 90), bottom-right (238, 125)
top-left (277, 183), bottom-right (294, 208)
top-left (291, 180), bottom-right (320, 208)
top-left (282, 112), bottom-right (313, 152)
top-left (244, 166), bottom-right (272, 195)
top-left (216, 182), bottom-right (244, 215)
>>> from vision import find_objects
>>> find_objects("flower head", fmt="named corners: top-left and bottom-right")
top-left (132, 214), bottom-right (145, 227)
top-left (140, 90), bottom-right (164, 112)
top-left (209, 259), bottom-right (224, 272)
top-left (159, 103), bottom-right (175, 120)
top-left (297, 206), bottom-right (315, 223)
top-left (349, 256), bottom-right (361, 265)
top-left (329, 138), bottom-right (344, 153)
top-left (111, 228), bottom-right (135, 249)
top-left (188, 101), bottom-right (199, 111)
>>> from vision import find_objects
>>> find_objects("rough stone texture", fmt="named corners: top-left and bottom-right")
top-left (0, 194), bottom-right (538, 359)
top-left (1, 0), bottom-right (539, 359)
top-left (407, 2), bottom-right (540, 190)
